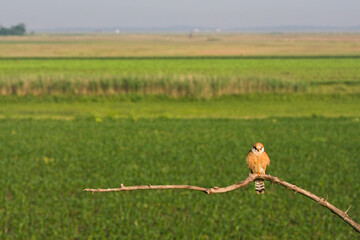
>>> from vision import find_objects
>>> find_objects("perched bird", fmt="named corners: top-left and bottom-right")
top-left (246, 143), bottom-right (270, 194)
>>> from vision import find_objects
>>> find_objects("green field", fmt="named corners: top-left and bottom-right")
top-left (1, 94), bottom-right (360, 120)
top-left (1, 57), bottom-right (360, 96)
top-left (1, 118), bottom-right (360, 239)
top-left (1, 34), bottom-right (360, 239)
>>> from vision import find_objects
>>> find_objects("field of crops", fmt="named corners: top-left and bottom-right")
top-left (1, 57), bottom-right (360, 97)
top-left (1, 118), bottom-right (360, 239)
top-left (1, 34), bottom-right (360, 239)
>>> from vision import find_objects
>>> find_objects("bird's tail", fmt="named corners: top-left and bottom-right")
top-left (255, 180), bottom-right (265, 194)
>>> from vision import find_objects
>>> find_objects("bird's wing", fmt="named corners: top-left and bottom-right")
top-left (261, 151), bottom-right (270, 167)
top-left (246, 151), bottom-right (257, 171)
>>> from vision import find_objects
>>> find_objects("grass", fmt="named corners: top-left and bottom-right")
top-left (1, 57), bottom-right (360, 96)
top-left (0, 33), bottom-right (360, 57)
top-left (1, 94), bottom-right (360, 120)
top-left (1, 117), bottom-right (359, 239)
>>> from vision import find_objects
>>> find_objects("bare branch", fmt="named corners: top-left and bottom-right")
top-left (83, 174), bottom-right (360, 233)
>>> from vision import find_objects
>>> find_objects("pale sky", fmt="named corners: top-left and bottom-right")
top-left (1, 0), bottom-right (359, 30)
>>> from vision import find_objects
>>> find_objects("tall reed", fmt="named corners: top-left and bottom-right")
top-left (0, 73), bottom-right (308, 97)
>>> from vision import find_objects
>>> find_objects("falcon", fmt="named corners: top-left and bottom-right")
top-left (246, 142), bottom-right (270, 194)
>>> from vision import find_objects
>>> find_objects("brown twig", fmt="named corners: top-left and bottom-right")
top-left (83, 174), bottom-right (360, 233)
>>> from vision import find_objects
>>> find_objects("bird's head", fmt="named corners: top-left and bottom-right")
top-left (251, 142), bottom-right (264, 154)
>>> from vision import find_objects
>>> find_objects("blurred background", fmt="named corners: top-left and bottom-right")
top-left (1, 1), bottom-right (360, 239)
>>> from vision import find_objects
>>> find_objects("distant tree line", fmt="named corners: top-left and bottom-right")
top-left (0, 23), bottom-right (26, 35)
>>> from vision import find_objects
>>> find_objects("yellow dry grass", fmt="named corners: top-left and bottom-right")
top-left (0, 33), bottom-right (359, 57)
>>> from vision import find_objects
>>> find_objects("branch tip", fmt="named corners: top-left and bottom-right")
top-left (345, 205), bottom-right (352, 215)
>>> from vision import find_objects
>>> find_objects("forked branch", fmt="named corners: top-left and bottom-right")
top-left (83, 174), bottom-right (360, 233)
